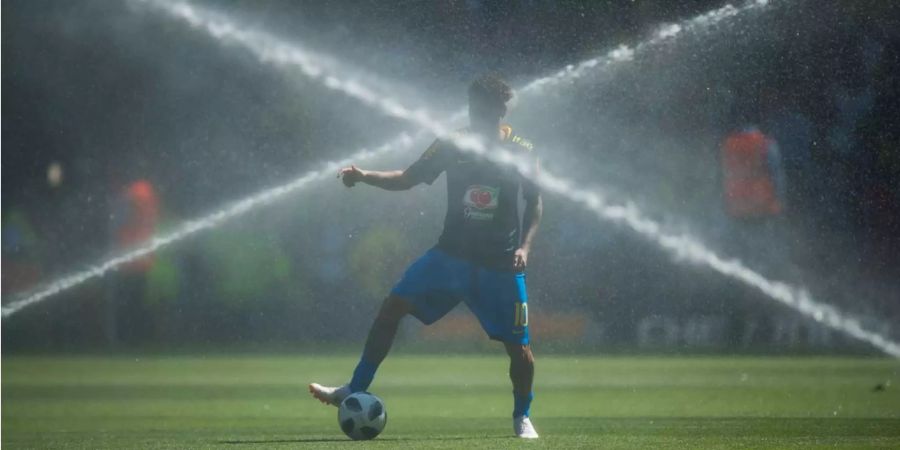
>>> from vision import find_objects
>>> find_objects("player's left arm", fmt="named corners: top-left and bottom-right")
top-left (514, 158), bottom-right (542, 271)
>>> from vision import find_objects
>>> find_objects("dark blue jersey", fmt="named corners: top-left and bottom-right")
top-left (404, 126), bottom-right (539, 271)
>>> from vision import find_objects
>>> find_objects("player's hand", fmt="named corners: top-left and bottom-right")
top-left (513, 247), bottom-right (529, 271)
top-left (337, 165), bottom-right (365, 187)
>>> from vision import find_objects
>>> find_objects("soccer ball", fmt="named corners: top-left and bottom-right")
top-left (338, 392), bottom-right (387, 440)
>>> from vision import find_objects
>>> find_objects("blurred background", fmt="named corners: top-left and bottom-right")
top-left (3, 0), bottom-right (899, 355)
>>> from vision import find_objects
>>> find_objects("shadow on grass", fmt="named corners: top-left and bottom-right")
top-left (219, 438), bottom-right (349, 444)
top-left (218, 436), bottom-right (492, 445)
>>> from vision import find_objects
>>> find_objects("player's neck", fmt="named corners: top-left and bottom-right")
top-left (470, 121), bottom-right (503, 142)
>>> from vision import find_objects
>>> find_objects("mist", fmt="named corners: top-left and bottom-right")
top-left (3, 0), bottom-right (899, 355)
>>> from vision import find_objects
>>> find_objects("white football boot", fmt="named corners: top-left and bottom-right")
top-left (514, 415), bottom-right (539, 439)
top-left (308, 383), bottom-right (351, 407)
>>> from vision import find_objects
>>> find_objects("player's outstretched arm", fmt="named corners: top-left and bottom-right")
top-left (337, 165), bottom-right (417, 191)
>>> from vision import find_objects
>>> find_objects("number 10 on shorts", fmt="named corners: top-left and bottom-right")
top-left (514, 303), bottom-right (528, 327)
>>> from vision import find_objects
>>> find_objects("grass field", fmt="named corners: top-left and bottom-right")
top-left (2, 355), bottom-right (899, 449)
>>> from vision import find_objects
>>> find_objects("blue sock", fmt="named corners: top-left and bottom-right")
top-left (349, 357), bottom-right (379, 393)
top-left (513, 391), bottom-right (534, 418)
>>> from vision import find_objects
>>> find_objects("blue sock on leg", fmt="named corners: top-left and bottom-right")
top-left (513, 391), bottom-right (534, 418)
top-left (349, 357), bottom-right (379, 393)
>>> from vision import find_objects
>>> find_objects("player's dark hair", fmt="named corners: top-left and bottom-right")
top-left (468, 74), bottom-right (513, 109)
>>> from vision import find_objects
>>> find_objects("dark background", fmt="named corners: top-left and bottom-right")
top-left (3, 0), bottom-right (899, 354)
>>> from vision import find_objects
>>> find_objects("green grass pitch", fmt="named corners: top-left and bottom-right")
top-left (3, 355), bottom-right (899, 448)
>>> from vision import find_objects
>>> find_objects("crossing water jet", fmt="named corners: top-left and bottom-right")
top-left (518, 0), bottom-right (775, 97)
top-left (449, 0), bottom-right (778, 122)
top-left (136, 0), bottom-right (781, 132)
top-left (131, 0), bottom-right (439, 116)
top-left (131, 0), bottom-right (899, 357)
top-left (1, 132), bottom-right (420, 318)
top-left (5, 0), bottom-right (778, 316)
top-left (10, 0), bottom-right (898, 359)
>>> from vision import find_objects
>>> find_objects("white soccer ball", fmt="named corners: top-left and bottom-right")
top-left (338, 392), bottom-right (387, 440)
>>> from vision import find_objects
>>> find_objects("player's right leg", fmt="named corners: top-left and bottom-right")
top-left (309, 294), bottom-right (413, 406)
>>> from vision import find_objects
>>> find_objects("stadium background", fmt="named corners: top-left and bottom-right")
top-left (3, 0), bottom-right (899, 355)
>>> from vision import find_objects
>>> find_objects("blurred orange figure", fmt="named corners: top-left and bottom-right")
top-left (116, 179), bottom-right (159, 272)
top-left (721, 127), bottom-right (784, 219)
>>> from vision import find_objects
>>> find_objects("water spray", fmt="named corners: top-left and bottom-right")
top-left (518, 0), bottom-right (773, 97)
top-left (127, 0), bottom-right (898, 357)
top-left (10, 0), bottom-right (897, 360)
top-left (1, 133), bottom-right (419, 318)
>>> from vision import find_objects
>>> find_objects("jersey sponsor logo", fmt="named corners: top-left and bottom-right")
top-left (463, 185), bottom-right (499, 221)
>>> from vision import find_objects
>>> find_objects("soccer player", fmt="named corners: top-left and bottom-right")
top-left (309, 74), bottom-right (542, 439)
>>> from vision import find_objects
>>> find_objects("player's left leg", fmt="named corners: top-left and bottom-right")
top-left (467, 269), bottom-right (538, 438)
top-left (505, 342), bottom-right (538, 438)
top-left (505, 342), bottom-right (535, 413)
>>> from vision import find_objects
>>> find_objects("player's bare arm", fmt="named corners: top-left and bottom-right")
top-left (337, 165), bottom-right (417, 191)
top-left (515, 160), bottom-right (543, 271)
top-left (515, 194), bottom-right (542, 271)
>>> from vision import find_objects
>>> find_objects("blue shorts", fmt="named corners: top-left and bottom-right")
top-left (391, 249), bottom-right (530, 345)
